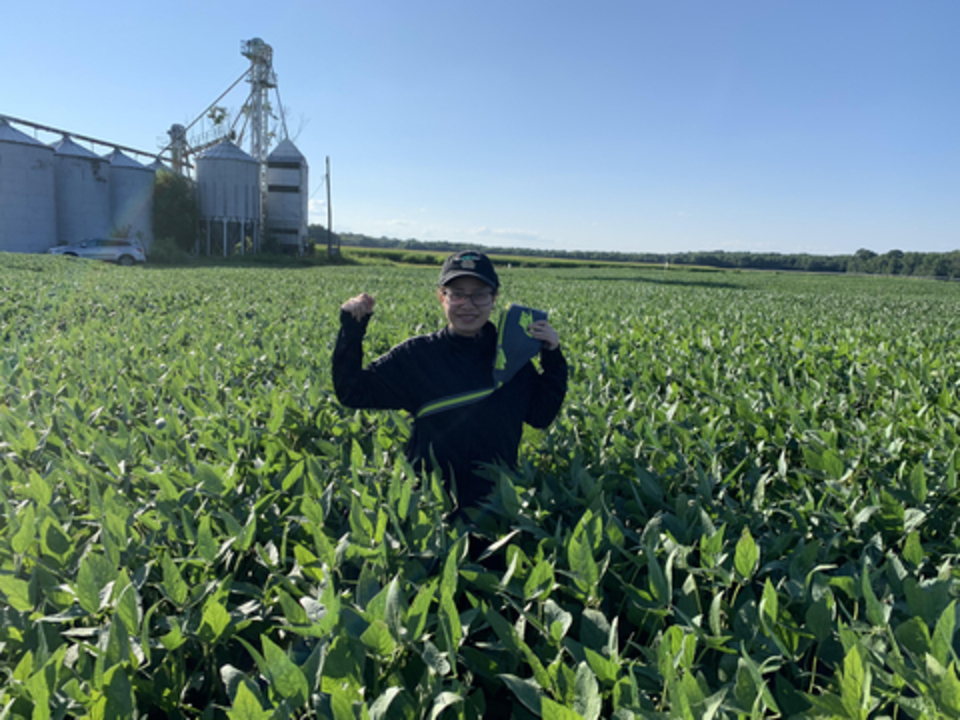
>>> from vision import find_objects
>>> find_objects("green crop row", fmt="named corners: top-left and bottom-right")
top-left (1, 253), bottom-right (959, 719)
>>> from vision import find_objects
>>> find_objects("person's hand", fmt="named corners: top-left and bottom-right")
top-left (528, 319), bottom-right (560, 351)
top-left (341, 293), bottom-right (375, 321)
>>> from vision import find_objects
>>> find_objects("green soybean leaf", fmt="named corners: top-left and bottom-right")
top-left (76, 556), bottom-right (101, 614)
top-left (361, 620), bottom-right (396, 658)
top-left (542, 697), bottom-right (585, 720)
top-left (438, 594), bottom-right (462, 657)
top-left (734, 528), bottom-right (759, 581)
top-left (574, 662), bottom-right (602, 720)
top-left (405, 579), bottom-right (437, 642)
top-left (545, 599), bottom-right (573, 644)
top-left (198, 599), bottom-right (231, 645)
top-left (427, 691), bottom-right (463, 720)
top-left (568, 533), bottom-right (598, 596)
top-left (12, 503), bottom-right (35, 554)
top-left (197, 515), bottom-right (219, 564)
top-left (102, 664), bottom-right (135, 718)
top-left (840, 645), bottom-right (865, 720)
top-left (0, 575), bottom-right (32, 612)
top-left (940, 663), bottom-right (960, 716)
top-left (279, 591), bottom-right (308, 625)
top-left (227, 681), bottom-right (274, 720)
top-left (236, 509), bottom-right (257, 553)
top-left (524, 560), bottom-right (555, 601)
top-left (760, 578), bottom-right (778, 626)
top-left (160, 623), bottom-right (185, 651)
top-left (902, 531), bottom-right (925, 566)
top-left (646, 541), bottom-right (670, 605)
top-left (822, 450), bottom-right (844, 480)
top-left (584, 647), bottom-right (619, 685)
top-left (115, 583), bottom-right (141, 635)
top-left (196, 463), bottom-right (224, 496)
top-left (500, 674), bottom-right (542, 716)
top-left (907, 463), bottom-right (927, 504)
top-left (161, 554), bottom-right (189, 607)
top-left (805, 598), bottom-right (833, 644)
top-left (895, 616), bottom-right (932, 657)
top-left (862, 562), bottom-right (886, 627)
top-left (384, 576), bottom-right (403, 641)
top-left (262, 635), bottom-right (309, 707)
top-left (369, 687), bottom-right (402, 720)
top-left (933, 600), bottom-right (957, 668)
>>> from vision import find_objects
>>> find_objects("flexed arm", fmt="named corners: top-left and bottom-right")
top-left (332, 293), bottom-right (412, 411)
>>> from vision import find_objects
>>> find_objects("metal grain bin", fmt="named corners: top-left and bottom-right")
top-left (52, 135), bottom-right (111, 246)
top-left (0, 118), bottom-right (57, 253)
top-left (196, 140), bottom-right (260, 255)
top-left (104, 149), bottom-right (155, 250)
top-left (265, 139), bottom-right (309, 254)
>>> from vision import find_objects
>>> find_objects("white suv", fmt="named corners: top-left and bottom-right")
top-left (48, 238), bottom-right (146, 266)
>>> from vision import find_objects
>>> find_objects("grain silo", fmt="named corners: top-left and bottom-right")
top-left (195, 139), bottom-right (260, 256)
top-left (0, 118), bottom-right (57, 253)
top-left (52, 135), bottom-right (111, 246)
top-left (265, 139), bottom-right (309, 254)
top-left (104, 149), bottom-right (155, 250)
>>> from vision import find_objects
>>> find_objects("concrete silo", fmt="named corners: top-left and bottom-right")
top-left (104, 149), bottom-right (155, 250)
top-left (196, 140), bottom-right (260, 256)
top-left (265, 139), bottom-right (309, 254)
top-left (52, 135), bottom-right (111, 246)
top-left (0, 118), bottom-right (57, 253)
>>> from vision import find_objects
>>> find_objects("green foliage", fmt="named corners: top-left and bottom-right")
top-left (150, 235), bottom-right (195, 264)
top-left (2, 259), bottom-right (960, 717)
top-left (153, 170), bottom-right (198, 252)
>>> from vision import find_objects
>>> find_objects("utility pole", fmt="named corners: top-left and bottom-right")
top-left (326, 156), bottom-right (338, 256)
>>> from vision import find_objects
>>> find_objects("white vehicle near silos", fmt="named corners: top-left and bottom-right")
top-left (48, 238), bottom-right (146, 265)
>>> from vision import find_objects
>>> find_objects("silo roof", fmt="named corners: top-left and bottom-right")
top-left (199, 140), bottom-right (257, 163)
top-left (268, 139), bottom-right (307, 163)
top-left (104, 148), bottom-right (147, 169)
top-left (52, 136), bottom-right (102, 159)
top-left (0, 118), bottom-right (49, 148)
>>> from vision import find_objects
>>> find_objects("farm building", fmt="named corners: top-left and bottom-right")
top-left (0, 118), bottom-right (57, 254)
top-left (1, 37), bottom-right (318, 257)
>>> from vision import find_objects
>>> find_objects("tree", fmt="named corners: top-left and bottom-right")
top-left (153, 171), bottom-right (198, 252)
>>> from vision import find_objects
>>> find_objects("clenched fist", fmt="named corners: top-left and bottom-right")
top-left (341, 292), bottom-right (375, 321)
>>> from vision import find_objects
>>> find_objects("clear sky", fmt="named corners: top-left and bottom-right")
top-left (3, 1), bottom-right (957, 256)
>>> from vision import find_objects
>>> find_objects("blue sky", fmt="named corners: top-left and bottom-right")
top-left (3, 1), bottom-right (957, 255)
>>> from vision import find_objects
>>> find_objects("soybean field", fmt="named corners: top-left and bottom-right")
top-left (2, 253), bottom-right (960, 719)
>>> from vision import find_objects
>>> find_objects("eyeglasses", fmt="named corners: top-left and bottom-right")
top-left (442, 289), bottom-right (495, 306)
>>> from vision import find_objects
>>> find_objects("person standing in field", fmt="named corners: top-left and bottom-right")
top-left (333, 250), bottom-right (568, 512)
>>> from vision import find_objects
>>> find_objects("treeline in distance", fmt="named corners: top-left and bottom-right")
top-left (308, 226), bottom-right (960, 279)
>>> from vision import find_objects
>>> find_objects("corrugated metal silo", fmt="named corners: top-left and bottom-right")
top-left (104, 149), bottom-right (155, 250)
top-left (196, 140), bottom-right (260, 256)
top-left (52, 135), bottom-right (111, 246)
top-left (265, 139), bottom-right (309, 254)
top-left (0, 118), bottom-right (57, 253)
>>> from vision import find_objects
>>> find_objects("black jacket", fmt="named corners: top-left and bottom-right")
top-left (333, 311), bottom-right (568, 507)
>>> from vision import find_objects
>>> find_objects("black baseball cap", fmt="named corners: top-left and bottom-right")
top-left (438, 250), bottom-right (499, 290)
